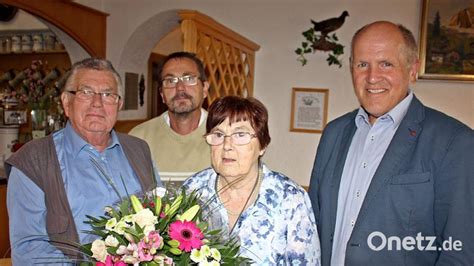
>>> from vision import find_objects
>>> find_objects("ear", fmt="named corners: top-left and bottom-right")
top-left (259, 148), bottom-right (266, 157)
top-left (408, 59), bottom-right (420, 83)
top-left (118, 98), bottom-right (124, 110)
top-left (60, 92), bottom-right (71, 118)
top-left (202, 81), bottom-right (210, 99)
top-left (160, 90), bottom-right (165, 104)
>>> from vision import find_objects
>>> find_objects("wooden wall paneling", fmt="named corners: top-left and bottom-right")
top-left (178, 10), bottom-right (259, 104)
top-left (0, 0), bottom-right (108, 57)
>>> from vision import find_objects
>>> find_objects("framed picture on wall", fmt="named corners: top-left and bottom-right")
top-left (419, 0), bottom-right (474, 81)
top-left (3, 109), bottom-right (27, 125)
top-left (290, 88), bottom-right (328, 133)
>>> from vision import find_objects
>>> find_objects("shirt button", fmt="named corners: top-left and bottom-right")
top-left (356, 190), bottom-right (360, 198)
top-left (370, 135), bottom-right (375, 141)
top-left (351, 220), bottom-right (355, 227)
top-left (362, 162), bottom-right (368, 168)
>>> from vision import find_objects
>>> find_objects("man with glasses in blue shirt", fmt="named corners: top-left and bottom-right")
top-left (129, 52), bottom-right (211, 174)
top-left (6, 58), bottom-right (160, 265)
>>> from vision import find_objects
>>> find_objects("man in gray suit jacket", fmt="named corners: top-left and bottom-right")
top-left (308, 21), bottom-right (474, 265)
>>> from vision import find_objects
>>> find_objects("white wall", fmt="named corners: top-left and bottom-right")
top-left (77, 0), bottom-right (474, 186)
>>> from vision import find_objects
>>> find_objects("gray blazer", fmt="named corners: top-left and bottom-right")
top-left (309, 96), bottom-right (474, 265)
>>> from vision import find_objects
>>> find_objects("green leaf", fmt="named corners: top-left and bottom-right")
top-left (119, 199), bottom-right (130, 216)
top-left (106, 246), bottom-right (119, 255)
top-left (295, 48), bottom-right (302, 55)
top-left (333, 45), bottom-right (344, 55)
top-left (165, 194), bottom-right (183, 217)
top-left (302, 28), bottom-right (314, 39)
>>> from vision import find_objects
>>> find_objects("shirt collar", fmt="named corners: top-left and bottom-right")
top-left (355, 90), bottom-right (414, 129)
top-left (63, 121), bottom-right (121, 157)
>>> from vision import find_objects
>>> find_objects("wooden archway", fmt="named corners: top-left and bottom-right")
top-left (0, 0), bottom-right (108, 57)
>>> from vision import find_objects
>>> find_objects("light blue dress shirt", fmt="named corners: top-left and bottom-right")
top-left (7, 122), bottom-right (158, 265)
top-left (183, 163), bottom-right (321, 265)
top-left (330, 91), bottom-right (413, 265)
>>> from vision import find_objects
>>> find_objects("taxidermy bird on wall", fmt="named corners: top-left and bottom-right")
top-left (296, 11), bottom-right (349, 67)
top-left (311, 11), bottom-right (349, 39)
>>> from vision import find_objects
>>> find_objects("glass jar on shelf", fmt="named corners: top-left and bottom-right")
top-left (21, 34), bottom-right (32, 53)
top-left (32, 34), bottom-right (43, 52)
top-left (11, 35), bottom-right (21, 53)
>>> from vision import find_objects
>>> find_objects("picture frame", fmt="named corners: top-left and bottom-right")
top-left (290, 88), bottom-right (328, 133)
top-left (3, 109), bottom-right (27, 125)
top-left (419, 0), bottom-right (474, 81)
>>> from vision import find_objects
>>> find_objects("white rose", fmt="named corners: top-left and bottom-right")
top-left (91, 239), bottom-right (107, 262)
top-left (116, 245), bottom-right (128, 255)
top-left (143, 224), bottom-right (155, 236)
top-left (122, 255), bottom-right (139, 264)
top-left (132, 208), bottom-right (158, 228)
top-left (104, 235), bottom-right (119, 247)
top-left (153, 187), bottom-right (167, 197)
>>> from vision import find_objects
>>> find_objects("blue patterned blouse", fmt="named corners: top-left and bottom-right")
top-left (182, 164), bottom-right (321, 265)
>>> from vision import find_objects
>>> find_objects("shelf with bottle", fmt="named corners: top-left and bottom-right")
top-left (0, 29), bottom-right (66, 55)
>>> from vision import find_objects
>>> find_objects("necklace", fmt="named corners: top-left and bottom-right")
top-left (216, 163), bottom-right (262, 217)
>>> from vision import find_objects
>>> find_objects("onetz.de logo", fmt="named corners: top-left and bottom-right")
top-left (367, 231), bottom-right (462, 251)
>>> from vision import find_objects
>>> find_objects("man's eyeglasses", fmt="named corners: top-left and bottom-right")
top-left (162, 75), bottom-right (200, 88)
top-left (67, 89), bottom-right (121, 105)
top-left (204, 131), bottom-right (257, 146)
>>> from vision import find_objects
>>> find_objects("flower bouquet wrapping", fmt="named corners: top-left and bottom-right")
top-left (79, 187), bottom-right (251, 266)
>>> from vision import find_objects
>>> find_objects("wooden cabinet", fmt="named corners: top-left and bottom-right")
top-left (0, 51), bottom-right (71, 73)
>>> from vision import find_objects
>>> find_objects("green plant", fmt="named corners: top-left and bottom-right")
top-left (295, 28), bottom-right (344, 67)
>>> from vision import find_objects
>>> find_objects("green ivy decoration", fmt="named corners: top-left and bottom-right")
top-left (295, 28), bottom-right (344, 67)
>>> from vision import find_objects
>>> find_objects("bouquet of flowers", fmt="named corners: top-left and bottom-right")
top-left (80, 187), bottom-right (251, 266)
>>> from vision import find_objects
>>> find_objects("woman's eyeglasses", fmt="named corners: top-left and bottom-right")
top-left (204, 131), bottom-right (257, 146)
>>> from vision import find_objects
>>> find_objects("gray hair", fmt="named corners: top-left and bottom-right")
top-left (62, 58), bottom-right (124, 98)
top-left (350, 21), bottom-right (418, 66)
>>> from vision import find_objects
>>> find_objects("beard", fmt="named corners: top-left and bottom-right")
top-left (167, 91), bottom-right (199, 114)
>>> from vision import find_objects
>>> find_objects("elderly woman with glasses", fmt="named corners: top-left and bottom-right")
top-left (182, 96), bottom-right (321, 265)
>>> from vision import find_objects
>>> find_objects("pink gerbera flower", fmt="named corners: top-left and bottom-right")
top-left (96, 255), bottom-right (126, 266)
top-left (169, 220), bottom-right (204, 252)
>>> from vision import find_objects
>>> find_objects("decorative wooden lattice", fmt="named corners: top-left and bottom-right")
top-left (179, 10), bottom-right (260, 104)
